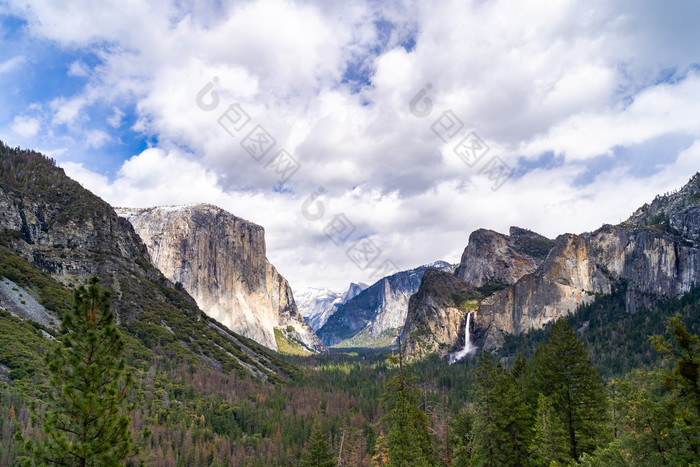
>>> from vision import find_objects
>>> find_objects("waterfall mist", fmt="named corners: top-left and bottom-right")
top-left (449, 312), bottom-right (477, 364)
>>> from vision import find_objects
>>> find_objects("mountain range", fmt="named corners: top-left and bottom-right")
top-left (403, 173), bottom-right (700, 359)
top-left (295, 282), bottom-right (368, 331)
top-left (1, 139), bottom-right (699, 368)
top-left (317, 261), bottom-right (456, 347)
top-left (0, 142), bottom-right (300, 382)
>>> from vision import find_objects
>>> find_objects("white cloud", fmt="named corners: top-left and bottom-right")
top-left (66, 147), bottom-right (223, 208)
top-left (106, 107), bottom-right (125, 128)
top-left (7, 0), bottom-right (700, 290)
top-left (50, 96), bottom-right (88, 127)
top-left (522, 71), bottom-right (700, 160)
top-left (67, 60), bottom-right (90, 77)
top-left (61, 161), bottom-right (110, 188)
top-left (85, 129), bottom-right (110, 149)
top-left (0, 55), bottom-right (25, 73)
top-left (11, 115), bottom-right (40, 137)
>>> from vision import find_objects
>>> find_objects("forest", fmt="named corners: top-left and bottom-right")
top-left (0, 272), bottom-right (698, 466)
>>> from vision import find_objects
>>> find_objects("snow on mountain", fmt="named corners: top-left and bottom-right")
top-left (296, 282), bottom-right (368, 331)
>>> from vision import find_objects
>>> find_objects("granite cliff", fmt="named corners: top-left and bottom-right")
top-left (454, 227), bottom-right (554, 286)
top-left (401, 269), bottom-right (483, 359)
top-left (118, 204), bottom-right (325, 352)
top-left (317, 261), bottom-right (455, 347)
top-left (0, 143), bottom-right (298, 380)
top-left (404, 173), bottom-right (700, 356)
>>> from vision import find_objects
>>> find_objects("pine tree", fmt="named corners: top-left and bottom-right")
top-left (300, 417), bottom-right (335, 467)
top-left (650, 313), bottom-right (700, 461)
top-left (380, 331), bottom-right (435, 466)
top-left (471, 351), bottom-right (504, 467)
top-left (528, 318), bottom-right (610, 461)
top-left (652, 313), bottom-right (700, 419)
top-left (472, 352), bottom-right (530, 467)
top-left (602, 369), bottom-right (676, 465)
top-left (498, 366), bottom-right (531, 466)
top-left (450, 409), bottom-right (474, 467)
top-left (23, 277), bottom-right (143, 466)
top-left (529, 393), bottom-right (572, 467)
top-left (580, 316), bottom-right (700, 466)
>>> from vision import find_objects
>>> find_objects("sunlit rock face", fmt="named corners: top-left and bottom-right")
top-left (474, 222), bottom-right (700, 349)
top-left (473, 174), bottom-right (700, 349)
top-left (454, 227), bottom-right (554, 287)
top-left (118, 204), bottom-right (325, 352)
top-left (406, 173), bottom-right (700, 354)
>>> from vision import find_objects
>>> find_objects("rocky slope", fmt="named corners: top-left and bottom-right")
top-left (296, 282), bottom-right (367, 331)
top-left (0, 142), bottom-right (298, 381)
top-left (404, 173), bottom-right (700, 356)
top-left (401, 269), bottom-right (482, 359)
top-left (317, 261), bottom-right (455, 347)
top-left (454, 227), bottom-right (554, 286)
top-left (118, 204), bottom-right (325, 352)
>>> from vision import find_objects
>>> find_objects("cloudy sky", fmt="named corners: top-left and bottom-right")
top-left (1, 0), bottom-right (699, 291)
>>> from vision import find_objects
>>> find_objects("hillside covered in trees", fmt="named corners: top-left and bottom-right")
top-left (0, 146), bottom-right (699, 465)
top-left (1, 270), bottom-right (699, 465)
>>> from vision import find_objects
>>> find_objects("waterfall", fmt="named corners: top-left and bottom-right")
top-left (449, 312), bottom-right (476, 364)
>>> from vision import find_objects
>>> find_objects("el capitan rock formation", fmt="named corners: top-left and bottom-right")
top-left (118, 204), bottom-right (325, 352)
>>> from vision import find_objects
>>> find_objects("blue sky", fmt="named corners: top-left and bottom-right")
top-left (1, 0), bottom-right (700, 290)
top-left (0, 13), bottom-right (149, 175)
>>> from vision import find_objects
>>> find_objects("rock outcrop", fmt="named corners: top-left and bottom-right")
top-left (318, 261), bottom-right (455, 347)
top-left (118, 204), bottom-right (325, 352)
top-left (401, 269), bottom-right (482, 358)
top-left (0, 143), bottom-right (296, 380)
top-left (454, 227), bottom-right (554, 286)
top-left (475, 221), bottom-right (700, 349)
top-left (404, 173), bottom-right (700, 355)
top-left (0, 149), bottom-right (176, 318)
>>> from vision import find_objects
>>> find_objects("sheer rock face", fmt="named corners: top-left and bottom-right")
top-left (317, 261), bottom-right (455, 347)
top-left (401, 269), bottom-right (480, 359)
top-left (118, 204), bottom-right (325, 352)
top-left (454, 227), bottom-right (554, 287)
top-left (405, 173), bottom-right (700, 355)
top-left (475, 223), bottom-right (700, 349)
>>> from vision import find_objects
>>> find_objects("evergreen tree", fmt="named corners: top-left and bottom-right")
top-left (380, 331), bottom-right (435, 466)
top-left (450, 409), bottom-right (474, 467)
top-left (472, 352), bottom-right (501, 467)
top-left (652, 313), bottom-right (700, 418)
top-left (498, 365), bottom-right (531, 466)
top-left (529, 393), bottom-right (572, 467)
top-left (528, 318), bottom-right (611, 461)
top-left (472, 352), bottom-right (530, 467)
top-left (300, 416), bottom-right (335, 467)
top-left (603, 370), bottom-right (676, 466)
top-left (22, 277), bottom-right (142, 466)
top-left (651, 313), bottom-right (700, 460)
top-left (582, 315), bottom-right (700, 465)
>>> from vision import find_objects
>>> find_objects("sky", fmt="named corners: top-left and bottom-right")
top-left (1, 0), bottom-right (700, 292)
